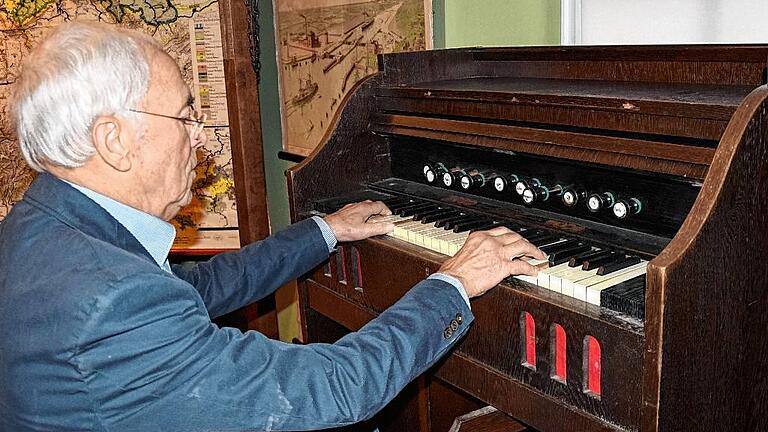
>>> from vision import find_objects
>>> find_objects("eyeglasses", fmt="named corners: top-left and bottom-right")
top-left (128, 108), bottom-right (207, 138)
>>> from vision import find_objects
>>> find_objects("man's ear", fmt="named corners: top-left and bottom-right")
top-left (91, 116), bottom-right (132, 172)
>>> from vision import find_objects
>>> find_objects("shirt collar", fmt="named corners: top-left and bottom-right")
top-left (64, 181), bottom-right (176, 269)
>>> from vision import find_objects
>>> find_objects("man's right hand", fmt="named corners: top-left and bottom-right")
top-left (438, 227), bottom-right (546, 298)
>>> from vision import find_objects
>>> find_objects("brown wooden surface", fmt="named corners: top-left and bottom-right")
top-left (304, 236), bottom-right (642, 430)
top-left (289, 46), bottom-right (768, 432)
top-left (287, 76), bottom-right (391, 220)
top-left (373, 114), bottom-right (713, 179)
top-left (429, 380), bottom-right (486, 432)
top-left (377, 96), bottom-right (729, 142)
top-left (378, 46), bottom-right (768, 86)
top-left (383, 77), bottom-right (750, 119)
top-left (448, 406), bottom-right (528, 432)
top-left (217, 0), bottom-right (275, 337)
top-left (641, 86), bottom-right (768, 432)
top-left (219, 0), bottom-right (269, 245)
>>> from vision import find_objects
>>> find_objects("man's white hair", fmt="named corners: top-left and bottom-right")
top-left (11, 21), bottom-right (162, 172)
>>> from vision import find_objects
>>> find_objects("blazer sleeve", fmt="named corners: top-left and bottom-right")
top-left (170, 218), bottom-right (330, 318)
top-left (75, 273), bottom-right (474, 431)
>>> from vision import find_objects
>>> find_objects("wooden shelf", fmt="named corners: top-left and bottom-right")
top-left (377, 77), bottom-right (756, 141)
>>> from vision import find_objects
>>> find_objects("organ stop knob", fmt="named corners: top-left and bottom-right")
top-left (423, 163), bottom-right (446, 184)
top-left (562, 187), bottom-right (586, 207)
top-left (515, 178), bottom-right (541, 196)
top-left (587, 192), bottom-right (616, 213)
top-left (442, 167), bottom-right (466, 188)
top-left (459, 170), bottom-right (489, 191)
top-left (492, 174), bottom-right (518, 193)
top-left (522, 184), bottom-right (563, 205)
top-left (613, 198), bottom-right (642, 219)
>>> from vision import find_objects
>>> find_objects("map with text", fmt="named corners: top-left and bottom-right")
top-left (0, 0), bottom-right (240, 248)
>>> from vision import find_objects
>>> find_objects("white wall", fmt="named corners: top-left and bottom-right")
top-left (569, 0), bottom-right (768, 45)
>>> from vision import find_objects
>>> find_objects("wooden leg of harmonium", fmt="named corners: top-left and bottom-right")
top-left (449, 406), bottom-right (532, 432)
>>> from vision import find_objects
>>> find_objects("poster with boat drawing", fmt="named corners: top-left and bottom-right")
top-left (274, 0), bottom-right (431, 156)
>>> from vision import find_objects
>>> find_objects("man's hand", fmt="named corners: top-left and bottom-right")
top-left (438, 226), bottom-right (546, 298)
top-left (323, 200), bottom-right (395, 242)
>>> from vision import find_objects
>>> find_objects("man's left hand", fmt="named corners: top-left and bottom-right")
top-left (324, 200), bottom-right (395, 242)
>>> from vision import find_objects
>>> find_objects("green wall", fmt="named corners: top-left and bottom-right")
top-left (257, 0), bottom-right (561, 341)
top-left (259, 0), bottom-right (293, 233)
top-left (258, 0), bottom-right (298, 341)
top-left (444, 0), bottom-right (560, 47)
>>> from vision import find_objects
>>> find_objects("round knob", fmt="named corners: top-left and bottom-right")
top-left (459, 170), bottom-right (487, 191)
top-left (515, 178), bottom-right (540, 196)
top-left (613, 198), bottom-right (642, 219)
top-left (423, 163), bottom-right (446, 184)
top-left (442, 167), bottom-right (465, 188)
top-left (522, 184), bottom-right (563, 205)
top-left (492, 174), bottom-right (518, 193)
top-left (562, 187), bottom-right (586, 207)
top-left (587, 192), bottom-right (616, 213)
top-left (493, 177), bottom-right (507, 192)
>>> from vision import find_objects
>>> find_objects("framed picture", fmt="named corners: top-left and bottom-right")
top-left (273, 0), bottom-right (433, 156)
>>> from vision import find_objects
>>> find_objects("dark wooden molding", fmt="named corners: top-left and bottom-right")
top-left (278, 151), bottom-right (306, 163)
top-left (218, 0), bottom-right (275, 337)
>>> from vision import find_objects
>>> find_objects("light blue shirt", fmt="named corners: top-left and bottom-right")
top-left (65, 182), bottom-right (176, 272)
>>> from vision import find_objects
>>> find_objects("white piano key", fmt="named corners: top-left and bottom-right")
top-left (376, 212), bottom-right (648, 306)
top-left (581, 262), bottom-right (648, 305)
top-left (536, 262), bottom-right (573, 292)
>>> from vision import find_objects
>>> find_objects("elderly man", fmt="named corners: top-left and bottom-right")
top-left (0, 22), bottom-right (543, 431)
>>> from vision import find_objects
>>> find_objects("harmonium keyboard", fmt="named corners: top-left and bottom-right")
top-left (287, 46), bottom-right (768, 432)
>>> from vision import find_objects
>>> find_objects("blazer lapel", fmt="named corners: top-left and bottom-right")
top-left (23, 173), bottom-right (156, 265)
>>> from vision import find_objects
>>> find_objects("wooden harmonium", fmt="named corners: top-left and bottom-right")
top-left (289, 45), bottom-right (768, 432)
top-left (311, 138), bottom-right (680, 430)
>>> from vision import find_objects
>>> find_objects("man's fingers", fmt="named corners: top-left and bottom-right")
top-left (501, 239), bottom-right (546, 261)
top-left (352, 200), bottom-right (391, 217)
top-left (490, 231), bottom-right (523, 245)
top-left (506, 259), bottom-right (539, 277)
top-left (484, 226), bottom-right (514, 237)
top-left (373, 201), bottom-right (393, 216)
top-left (362, 221), bottom-right (395, 236)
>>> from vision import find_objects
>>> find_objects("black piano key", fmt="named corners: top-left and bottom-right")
top-left (387, 200), bottom-right (419, 212)
top-left (382, 196), bottom-right (410, 206)
top-left (412, 207), bottom-right (449, 221)
top-left (470, 222), bottom-right (503, 233)
top-left (399, 203), bottom-right (437, 217)
top-left (600, 275), bottom-right (646, 319)
top-left (597, 255), bottom-right (643, 276)
top-left (453, 220), bottom-right (498, 233)
top-left (434, 213), bottom-right (470, 228)
top-left (582, 252), bottom-right (624, 271)
top-left (422, 210), bottom-right (460, 224)
top-left (529, 235), bottom-right (561, 247)
top-left (539, 238), bottom-right (580, 254)
top-left (444, 215), bottom-right (477, 231)
top-left (519, 229), bottom-right (547, 240)
top-left (569, 249), bottom-right (611, 267)
top-left (547, 244), bottom-right (593, 266)
top-left (395, 203), bottom-right (432, 216)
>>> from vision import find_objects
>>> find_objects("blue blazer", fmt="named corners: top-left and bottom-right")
top-left (0, 173), bottom-right (474, 431)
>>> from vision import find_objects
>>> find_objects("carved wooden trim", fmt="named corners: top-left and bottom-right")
top-left (373, 114), bottom-right (712, 179)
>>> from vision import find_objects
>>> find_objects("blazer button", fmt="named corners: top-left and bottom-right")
top-left (444, 328), bottom-right (453, 339)
top-left (450, 319), bottom-right (459, 331)
top-left (456, 313), bottom-right (463, 324)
